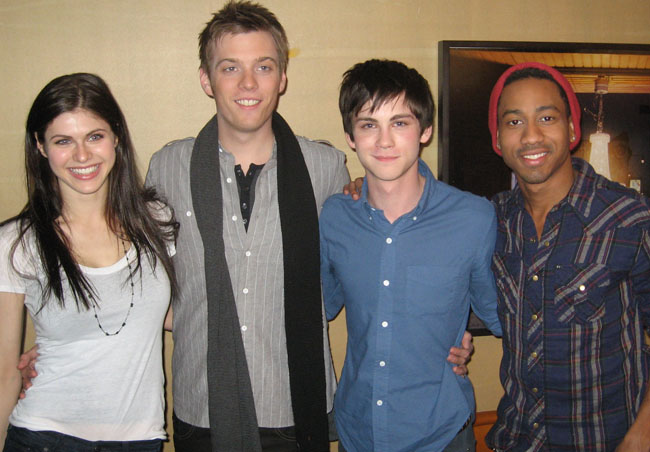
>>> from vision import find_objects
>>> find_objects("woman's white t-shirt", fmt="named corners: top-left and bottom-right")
top-left (0, 217), bottom-right (174, 441)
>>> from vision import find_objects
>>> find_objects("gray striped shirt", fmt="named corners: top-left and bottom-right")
top-left (146, 136), bottom-right (349, 428)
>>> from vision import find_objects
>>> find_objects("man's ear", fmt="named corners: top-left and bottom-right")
top-left (419, 125), bottom-right (433, 144)
top-left (199, 67), bottom-right (214, 98)
top-left (345, 133), bottom-right (356, 151)
top-left (568, 117), bottom-right (576, 143)
top-left (496, 130), bottom-right (501, 150)
top-left (279, 71), bottom-right (287, 95)
top-left (36, 135), bottom-right (47, 158)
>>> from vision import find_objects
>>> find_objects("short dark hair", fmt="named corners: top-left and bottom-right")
top-left (502, 67), bottom-right (571, 117)
top-left (198, 0), bottom-right (289, 73)
top-left (339, 59), bottom-right (434, 141)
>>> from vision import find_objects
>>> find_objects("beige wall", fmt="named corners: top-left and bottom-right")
top-left (3, 1), bottom-right (649, 450)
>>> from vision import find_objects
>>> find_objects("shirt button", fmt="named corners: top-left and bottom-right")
top-left (532, 387), bottom-right (538, 393)
top-left (245, 251), bottom-right (251, 257)
top-left (379, 361), bottom-right (386, 367)
top-left (243, 288), bottom-right (249, 294)
top-left (186, 211), bottom-right (192, 217)
top-left (241, 325), bottom-right (247, 332)
top-left (531, 314), bottom-right (538, 321)
top-left (226, 177), bottom-right (232, 183)
top-left (533, 422), bottom-right (539, 429)
top-left (544, 241), bottom-right (550, 247)
top-left (232, 215), bottom-right (238, 221)
top-left (386, 237), bottom-right (392, 244)
top-left (383, 280), bottom-right (390, 287)
top-left (579, 284), bottom-right (586, 292)
top-left (242, 202), bottom-right (248, 210)
top-left (376, 400), bottom-right (383, 406)
top-left (381, 321), bottom-right (388, 328)
top-left (532, 275), bottom-right (539, 282)
top-left (531, 351), bottom-right (538, 358)
top-left (412, 216), bottom-right (417, 221)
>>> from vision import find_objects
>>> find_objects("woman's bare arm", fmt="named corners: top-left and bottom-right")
top-left (0, 291), bottom-right (25, 447)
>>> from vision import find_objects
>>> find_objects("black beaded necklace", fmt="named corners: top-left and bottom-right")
top-left (89, 239), bottom-right (135, 336)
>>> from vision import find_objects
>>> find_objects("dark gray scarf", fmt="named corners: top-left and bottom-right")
top-left (189, 113), bottom-right (328, 451)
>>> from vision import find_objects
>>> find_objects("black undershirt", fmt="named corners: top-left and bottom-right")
top-left (234, 163), bottom-right (264, 231)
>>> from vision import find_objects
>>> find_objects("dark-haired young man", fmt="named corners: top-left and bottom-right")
top-left (321, 59), bottom-right (501, 452)
top-left (486, 62), bottom-right (650, 451)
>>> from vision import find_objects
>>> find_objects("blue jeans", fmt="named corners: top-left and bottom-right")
top-left (4, 425), bottom-right (162, 452)
top-left (441, 419), bottom-right (476, 452)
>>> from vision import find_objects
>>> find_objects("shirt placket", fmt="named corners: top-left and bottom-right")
top-left (521, 211), bottom-right (558, 449)
top-left (371, 210), bottom-right (401, 450)
top-left (222, 151), bottom-right (262, 376)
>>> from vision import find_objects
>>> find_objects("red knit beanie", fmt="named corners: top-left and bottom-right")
top-left (488, 61), bottom-right (581, 155)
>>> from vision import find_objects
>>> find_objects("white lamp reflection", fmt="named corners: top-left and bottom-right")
top-left (588, 76), bottom-right (612, 179)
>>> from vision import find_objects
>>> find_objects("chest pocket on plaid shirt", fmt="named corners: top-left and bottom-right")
top-left (492, 253), bottom-right (521, 317)
top-left (553, 263), bottom-right (610, 324)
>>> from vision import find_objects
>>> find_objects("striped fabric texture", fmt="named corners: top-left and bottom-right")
top-left (146, 136), bottom-right (349, 429)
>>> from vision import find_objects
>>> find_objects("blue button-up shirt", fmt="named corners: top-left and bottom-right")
top-left (487, 158), bottom-right (650, 451)
top-left (320, 160), bottom-right (502, 451)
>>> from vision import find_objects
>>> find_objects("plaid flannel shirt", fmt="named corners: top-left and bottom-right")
top-left (487, 158), bottom-right (650, 451)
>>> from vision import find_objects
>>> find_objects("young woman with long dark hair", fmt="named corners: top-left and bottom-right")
top-left (0, 73), bottom-right (177, 451)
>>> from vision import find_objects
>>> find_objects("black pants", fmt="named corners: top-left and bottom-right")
top-left (337, 417), bottom-right (475, 452)
top-left (172, 413), bottom-right (298, 452)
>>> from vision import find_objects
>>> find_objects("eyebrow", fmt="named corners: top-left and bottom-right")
top-left (215, 56), bottom-right (278, 67)
top-left (501, 105), bottom-right (561, 118)
top-left (355, 113), bottom-right (416, 122)
top-left (48, 128), bottom-right (109, 140)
